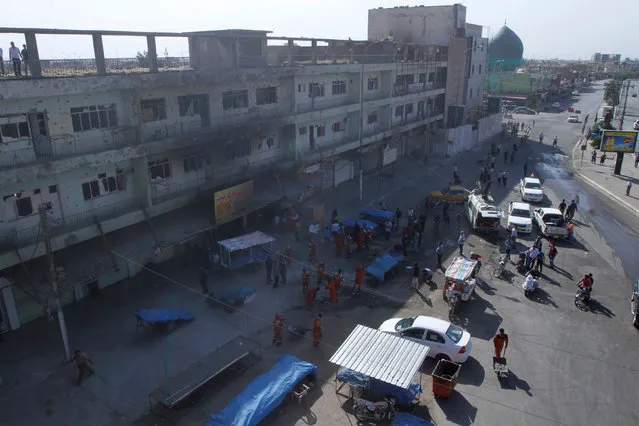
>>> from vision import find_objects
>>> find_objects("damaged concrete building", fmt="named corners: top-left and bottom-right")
top-left (0, 4), bottom-right (496, 330)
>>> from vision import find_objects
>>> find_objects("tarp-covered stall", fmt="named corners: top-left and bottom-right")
top-left (218, 231), bottom-right (276, 269)
top-left (206, 354), bottom-right (317, 426)
top-left (391, 412), bottom-right (436, 426)
top-left (366, 252), bottom-right (405, 281)
top-left (360, 208), bottom-right (395, 223)
top-left (342, 218), bottom-right (379, 230)
top-left (336, 368), bottom-right (422, 406)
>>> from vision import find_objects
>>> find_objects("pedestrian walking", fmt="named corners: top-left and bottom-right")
top-left (510, 150), bottom-right (515, 163)
top-left (600, 152), bottom-right (607, 165)
top-left (591, 150), bottom-right (597, 164)
top-left (412, 262), bottom-right (420, 290)
top-left (435, 241), bottom-right (445, 267)
top-left (493, 329), bottom-right (509, 358)
top-left (635, 153), bottom-right (639, 168)
top-left (20, 44), bottom-right (29, 76)
top-left (626, 180), bottom-right (633, 196)
top-left (533, 119), bottom-right (535, 127)
top-left (301, 268), bottom-right (311, 294)
top-left (316, 261), bottom-right (325, 285)
top-left (8, 42), bottom-right (21, 76)
top-left (510, 226), bottom-right (518, 244)
top-left (272, 314), bottom-right (283, 346)
top-left (558, 199), bottom-right (567, 217)
top-left (395, 208), bottom-right (402, 229)
top-left (497, 170), bottom-right (502, 187)
top-left (502, 170), bottom-right (509, 187)
top-left (504, 150), bottom-right (508, 164)
top-left (384, 219), bottom-right (392, 240)
top-left (354, 264), bottom-right (364, 292)
top-left (534, 235), bottom-right (543, 251)
top-left (294, 220), bottom-right (301, 241)
top-left (504, 238), bottom-right (514, 261)
top-left (312, 313), bottom-right (322, 346)
top-left (279, 254), bottom-right (287, 285)
top-left (523, 161), bottom-right (528, 177)
top-left (566, 199), bottom-right (577, 220)
top-left (199, 267), bottom-right (209, 294)
top-left (323, 226), bottom-right (331, 244)
top-left (325, 278), bottom-right (337, 303)
top-left (535, 250), bottom-right (544, 273)
top-left (306, 286), bottom-right (319, 308)
top-left (72, 350), bottom-right (95, 385)
top-left (548, 243), bottom-right (558, 268)
top-left (458, 231), bottom-right (466, 255)
top-left (413, 230), bottom-right (420, 252)
top-left (265, 255), bottom-right (273, 285)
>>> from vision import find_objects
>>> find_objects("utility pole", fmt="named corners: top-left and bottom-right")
top-left (614, 80), bottom-right (631, 175)
top-left (39, 206), bottom-right (72, 361)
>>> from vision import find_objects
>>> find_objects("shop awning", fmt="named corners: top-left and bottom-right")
top-left (329, 325), bottom-right (429, 389)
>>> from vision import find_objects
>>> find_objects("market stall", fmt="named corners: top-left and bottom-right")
top-left (366, 252), bottom-right (405, 283)
top-left (218, 231), bottom-right (275, 269)
top-left (443, 256), bottom-right (478, 302)
top-left (360, 208), bottom-right (395, 224)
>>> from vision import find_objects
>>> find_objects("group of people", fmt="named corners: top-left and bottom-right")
top-left (0, 42), bottom-right (30, 77)
top-left (272, 312), bottom-right (323, 347)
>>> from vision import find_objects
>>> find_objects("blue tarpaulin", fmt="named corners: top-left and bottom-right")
top-left (360, 208), bottom-right (395, 221)
top-left (206, 354), bottom-right (317, 426)
top-left (134, 309), bottom-right (194, 324)
top-left (342, 218), bottom-right (379, 229)
top-left (365, 253), bottom-right (405, 281)
top-left (336, 368), bottom-right (422, 406)
top-left (215, 288), bottom-right (256, 303)
top-left (391, 412), bottom-right (436, 426)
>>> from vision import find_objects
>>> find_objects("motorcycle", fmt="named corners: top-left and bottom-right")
top-left (522, 273), bottom-right (539, 297)
top-left (575, 285), bottom-right (592, 307)
top-left (353, 396), bottom-right (396, 421)
top-left (492, 256), bottom-right (507, 278)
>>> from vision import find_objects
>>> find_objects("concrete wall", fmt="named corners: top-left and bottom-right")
top-left (466, 36), bottom-right (488, 114)
top-left (445, 37), bottom-right (469, 124)
top-left (444, 113), bottom-right (502, 156)
top-left (367, 5), bottom-right (463, 45)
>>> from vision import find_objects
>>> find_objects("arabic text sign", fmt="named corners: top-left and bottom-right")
top-left (214, 181), bottom-right (254, 224)
top-left (600, 130), bottom-right (638, 153)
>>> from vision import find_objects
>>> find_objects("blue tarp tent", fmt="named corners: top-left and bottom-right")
top-left (360, 208), bottom-right (395, 221)
top-left (391, 412), bottom-right (435, 426)
top-left (206, 354), bottom-right (317, 426)
top-left (342, 218), bottom-right (378, 229)
top-left (336, 368), bottom-right (422, 406)
top-left (365, 253), bottom-right (405, 281)
top-left (134, 309), bottom-right (194, 324)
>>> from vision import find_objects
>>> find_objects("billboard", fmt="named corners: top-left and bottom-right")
top-left (214, 180), bottom-right (254, 225)
top-left (600, 130), bottom-right (638, 153)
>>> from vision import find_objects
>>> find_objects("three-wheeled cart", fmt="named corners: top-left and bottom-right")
top-left (431, 359), bottom-right (461, 398)
top-left (218, 231), bottom-right (275, 270)
top-left (443, 256), bottom-right (479, 302)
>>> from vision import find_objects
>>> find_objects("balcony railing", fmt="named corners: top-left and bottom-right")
top-left (150, 177), bottom-right (206, 205)
top-left (393, 82), bottom-right (446, 97)
top-left (0, 198), bottom-right (142, 253)
top-left (0, 127), bottom-right (136, 170)
top-left (0, 57), bottom-right (191, 79)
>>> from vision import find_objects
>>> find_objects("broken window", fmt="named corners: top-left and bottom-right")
top-left (178, 95), bottom-right (201, 117)
top-left (71, 104), bottom-right (118, 132)
top-left (367, 77), bottom-right (379, 91)
top-left (141, 99), bottom-right (167, 122)
top-left (0, 121), bottom-right (30, 140)
top-left (256, 87), bottom-right (278, 105)
top-left (331, 121), bottom-right (346, 133)
top-left (308, 83), bottom-right (325, 98)
top-left (148, 159), bottom-right (172, 180)
top-left (82, 169), bottom-right (126, 200)
top-left (367, 112), bottom-right (378, 124)
top-left (183, 156), bottom-right (208, 173)
top-left (15, 196), bottom-right (33, 217)
top-left (222, 90), bottom-right (249, 110)
top-left (331, 81), bottom-right (346, 95)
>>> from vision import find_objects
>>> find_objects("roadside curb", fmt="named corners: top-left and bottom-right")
top-left (571, 138), bottom-right (639, 217)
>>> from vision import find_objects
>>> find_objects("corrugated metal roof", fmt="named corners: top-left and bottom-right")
top-left (329, 325), bottom-right (429, 389)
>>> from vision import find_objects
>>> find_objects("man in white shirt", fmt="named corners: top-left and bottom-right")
top-left (0, 47), bottom-right (4, 75)
top-left (8, 42), bottom-right (21, 76)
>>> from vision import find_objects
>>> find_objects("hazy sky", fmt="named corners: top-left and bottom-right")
top-left (0, 0), bottom-right (635, 60)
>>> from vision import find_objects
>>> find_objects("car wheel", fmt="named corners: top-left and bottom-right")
top-left (435, 353), bottom-right (450, 362)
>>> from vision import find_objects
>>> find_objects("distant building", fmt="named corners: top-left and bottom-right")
top-left (593, 53), bottom-right (621, 63)
top-left (487, 25), bottom-right (524, 72)
top-left (592, 53), bottom-right (602, 62)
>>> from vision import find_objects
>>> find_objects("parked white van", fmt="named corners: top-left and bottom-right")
top-left (465, 191), bottom-right (504, 232)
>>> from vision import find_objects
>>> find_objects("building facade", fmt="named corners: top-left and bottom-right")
top-left (0, 28), bottom-right (449, 328)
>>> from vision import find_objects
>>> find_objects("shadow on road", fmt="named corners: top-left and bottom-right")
top-left (436, 391), bottom-right (478, 425)
top-left (452, 292), bottom-right (502, 341)
top-left (526, 288), bottom-right (558, 308)
top-left (498, 369), bottom-right (533, 396)
top-left (457, 356), bottom-right (485, 387)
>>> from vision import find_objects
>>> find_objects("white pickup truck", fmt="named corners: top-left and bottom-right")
top-left (533, 207), bottom-right (568, 238)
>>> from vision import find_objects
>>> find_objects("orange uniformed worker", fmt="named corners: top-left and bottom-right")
top-left (326, 278), bottom-right (337, 303)
top-left (493, 328), bottom-right (509, 358)
top-left (336, 234), bottom-right (344, 256)
top-left (306, 286), bottom-right (319, 308)
top-left (312, 313), bottom-right (322, 346)
top-left (273, 314), bottom-right (283, 346)
top-left (357, 231), bottom-right (364, 251)
top-left (355, 264), bottom-right (364, 290)
top-left (308, 241), bottom-right (317, 262)
top-left (284, 246), bottom-right (293, 264)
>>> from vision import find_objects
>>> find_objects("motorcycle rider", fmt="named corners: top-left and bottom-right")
top-left (577, 273), bottom-right (594, 301)
top-left (552, 136), bottom-right (558, 147)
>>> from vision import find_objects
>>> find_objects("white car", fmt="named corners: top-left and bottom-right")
top-left (520, 177), bottom-right (544, 202)
top-left (572, 90), bottom-right (580, 96)
top-left (507, 202), bottom-right (533, 233)
top-left (378, 315), bottom-right (472, 363)
top-left (551, 102), bottom-right (561, 108)
top-left (633, 120), bottom-right (639, 131)
top-left (567, 115), bottom-right (579, 123)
